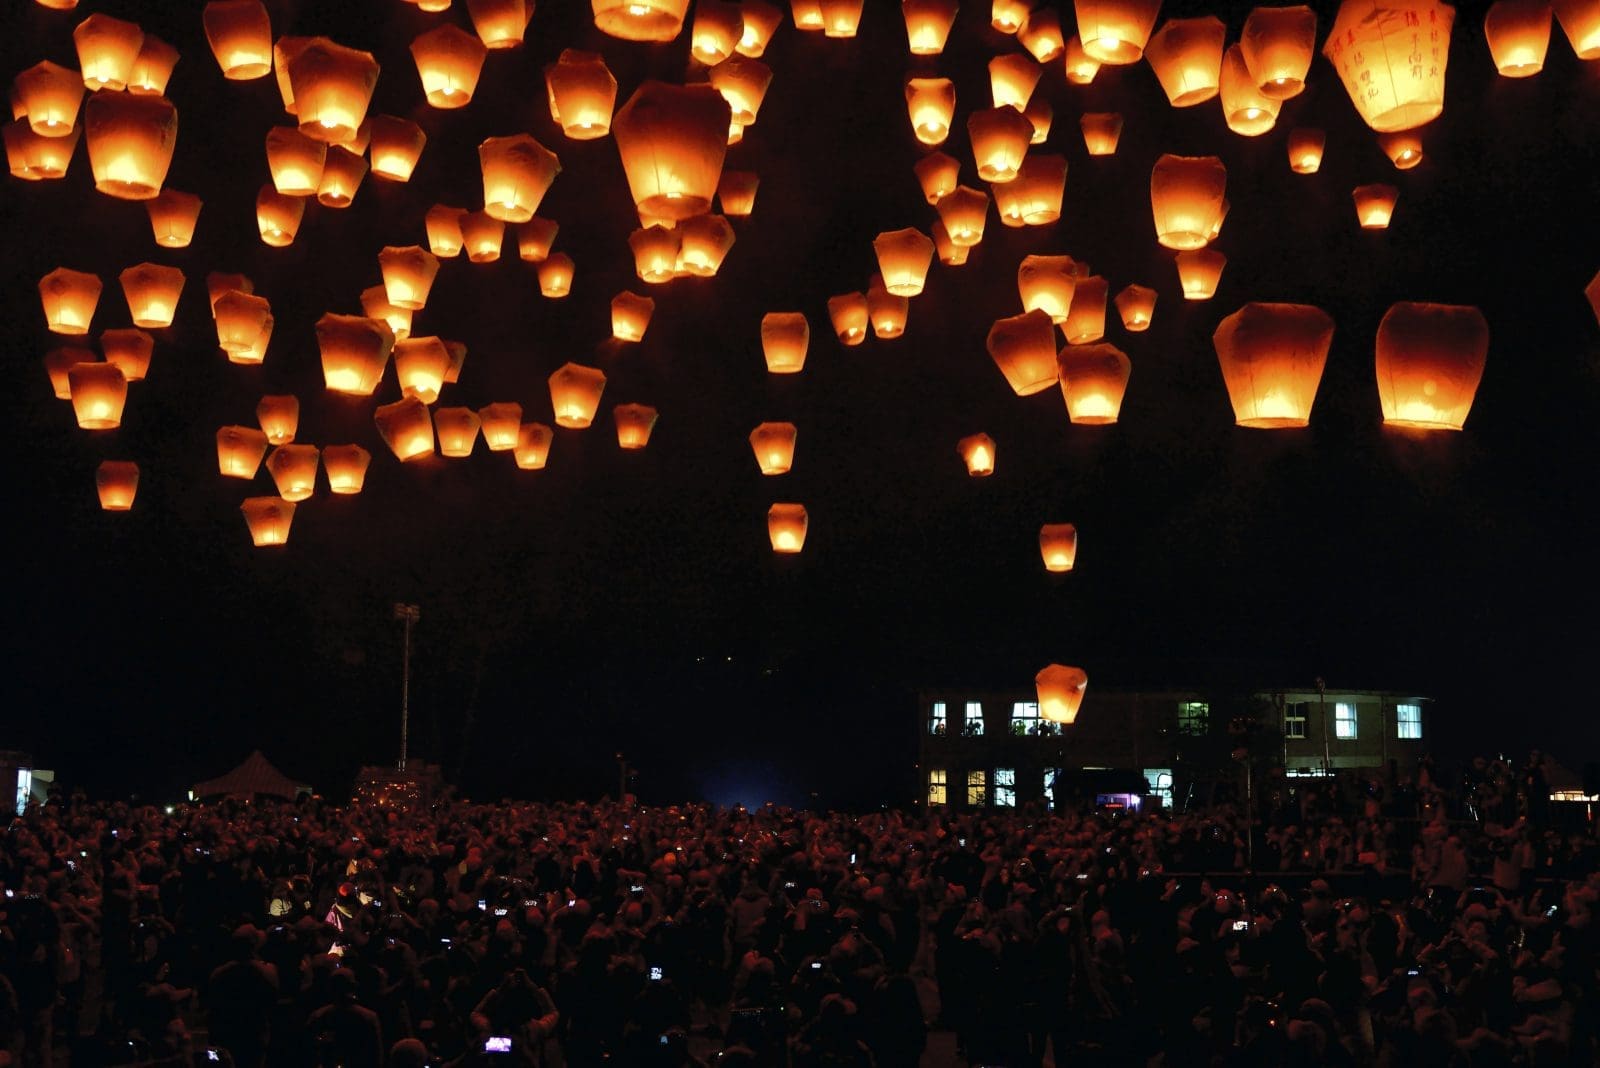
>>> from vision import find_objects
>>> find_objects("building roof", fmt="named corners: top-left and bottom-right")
top-left (193, 750), bottom-right (310, 801)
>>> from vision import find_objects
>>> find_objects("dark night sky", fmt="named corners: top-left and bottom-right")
top-left (3, 1), bottom-right (1598, 807)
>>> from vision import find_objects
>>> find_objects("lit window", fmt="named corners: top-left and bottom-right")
top-left (1336, 702), bottom-right (1358, 740)
top-left (1285, 702), bottom-right (1308, 739)
top-left (995, 768), bottom-right (1016, 807)
top-left (967, 770), bottom-right (987, 806)
top-left (930, 702), bottom-right (947, 735)
top-left (928, 769), bottom-right (947, 805)
top-left (1177, 701), bottom-right (1209, 736)
top-left (1143, 768), bottom-right (1173, 808)
top-left (1011, 702), bottom-right (1040, 734)
top-left (964, 701), bottom-right (985, 736)
top-left (1043, 768), bottom-right (1058, 800)
top-left (1397, 703), bottom-right (1422, 740)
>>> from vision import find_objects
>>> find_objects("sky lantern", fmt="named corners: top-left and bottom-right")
top-left (394, 337), bottom-right (451, 404)
top-left (373, 396), bottom-right (434, 462)
top-left (992, 0), bottom-right (1029, 33)
top-left (433, 407), bottom-right (481, 458)
top-left (514, 422), bottom-right (554, 469)
top-left (1240, 5), bottom-right (1318, 98)
top-left (5, 119), bottom-right (80, 180)
top-left (206, 272), bottom-right (252, 312)
top-left (1554, 0), bottom-right (1600, 57)
top-left (480, 134), bottom-right (560, 223)
top-left (957, 433), bottom-right (996, 476)
top-left (1080, 112), bottom-right (1123, 156)
top-left (316, 146), bottom-right (367, 207)
top-left (67, 361), bottom-right (127, 429)
top-left (544, 51), bottom-right (616, 140)
top-left (367, 115), bottom-right (425, 181)
top-left (1220, 45), bottom-right (1282, 135)
top-left (709, 57), bottom-right (772, 130)
top-left (931, 220), bottom-right (969, 266)
top-left (612, 291), bottom-right (656, 342)
top-left (1325, 0), bottom-right (1456, 132)
top-left (287, 40), bottom-right (379, 144)
top-left (593, 0), bottom-right (690, 42)
top-left (828, 292), bottom-right (869, 345)
top-left (1375, 302), bottom-right (1489, 430)
top-left (630, 226), bottom-right (681, 284)
top-left (466, 0), bottom-right (534, 48)
top-left (995, 155), bottom-right (1066, 226)
top-left (443, 339), bottom-right (468, 384)
top-left (85, 91), bottom-right (177, 200)
top-left (14, 61), bottom-right (84, 137)
top-left (255, 186), bottom-right (304, 246)
top-left (914, 152), bottom-right (959, 205)
top-left (904, 0), bottom-right (959, 54)
top-left (1024, 97), bottom-right (1053, 143)
top-left (266, 127), bottom-right (326, 196)
top-left (255, 395), bottom-right (299, 445)
top-left (691, 0), bottom-right (743, 64)
top-left (74, 14), bottom-right (143, 91)
top-left (411, 25), bottom-right (486, 109)
top-left (967, 106), bottom-right (1033, 181)
top-left (272, 36), bottom-right (312, 113)
top-left (761, 312), bottom-right (810, 374)
top-left (460, 211), bottom-right (505, 262)
top-left (1063, 276), bottom-right (1109, 344)
top-left (1288, 127), bottom-right (1325, 173)
top-left (987, 309), bottom-right (1059, 396)
top-left (735, 0), bottom-right (783, 55)
top-left (229, 316), bottom-right (273, 365)
top-left (202, 1), bottom-right (271, 80)
top-left (117, 263), bottom-right (183, 329)
top-left (613, 403), bottom-right (659, 449)
top-left (936, 186), bottom-right (989, 246)
top-left (1036, 664), bottom-right (1088, 723)
top-left (45, 347), bottom-right (91, 399)
top-left (749, 422), bottom-right (797, 474)
top-left (867, 275), bottom-right (909, 338)
top-left (874, 228), bottom-right (935, 296)
top-left (1150, 154), bottom-right (1227, 250)
top-left (1588, 270), bottom-right (1600, 326)
top-left (1057, 342), bottom-right (1132, 423)
top-left (1020, 10), bottom-right (1066, 61)
top-left (1038, 525), bottom-right (1078, 572)
top-left (1143, 16), bottom-right (1226, 107)
top-left (1075, 0), bottom-right (1161, 63)
top-left (214, 290), bottom-right (270, 353)
top-left (613, 82), bottom-right (730, 221)
top-left (145, 189), bottom-right (200, 247)
top-left (240, 497), bottom-right (295, 546)
top-left (819, 0), bottom-right (866, 36)
top-left (265, 444), bottom-right (318, 500)
top-left (94, 461), bottom-right (138, 510)
top-left (379, 246), bottom-right (440, 310)
top-left (904, 77), bottom-right (956, 145)
top-left (1212, 302), bottom-right (1336, 427)
top-left (40, 267), bottom-right (101, 335)
top-left (355, 292), bottom-right (406, 342)
top-left (767, 504), bottom-right (808, 554)
top-left (1115, 284), bottom-right (1158, 331)
top-left (1176, 250), bottom-right (1227, 300)
top-left (1018, 256), bottom-right (1077, 323)
top-left (477, 403), bottom-right (521, 451)
top-left (1064, 36), bottom-right (1102, 83)
top-left (795, 0), bottom-right (828, 29)
top-left (538, 253), bottom-right (575, 297)
top-left (425, 205), bottom-right (466, 258)
top-left (217, 425), bottom-right (269, 479)
top-left (101, 327), bottom-right (153, 381)
top-left (1353, 183), bottom-right (1400, 228)
top-left (1378, 130), bottom-right (1424, 169)
top-left (676, 214), bottom-right (735, 276)
top-left (517, 217), bottom-right (559, 261)
top-left (989, 54), bottom-right (1042, 110)
top-left (549, 362), bottom-right (606, 428)
top-left (717, 170), bottom-right (758, 216)
top-left (322, 444), bottom-right (370, 494)
top-left (317, 312), bottom-right (394, 395)
top-left (128, 35), bottom-right (179, 95)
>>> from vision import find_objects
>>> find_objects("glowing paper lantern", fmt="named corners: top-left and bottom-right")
top-left (613, 82), bottom-right (730, 221)
top-left (1035, 664), bottom-right (1088, 723)
top-left (40, 268), bottom-right (101, 335)
top-left (393, 337), bottom-right (451, 404)
top-left (145, 189), bottom-right (200, 247)
top-left (101, 328), bottom-right (153, 381)
top-left (1212, 302), bottom-right (1335, 427)
top-left (931, 220), bottom-right (968, 266)
top-left (691, 0), bottom-right (743, 64)
top-left (709, 57), bottom-right (771, 129)
top-left (323, 444), bottom-right (370, 494)
top-left (288, 40), bottom-right (379, 144)
top-left (255, 395), bottom-right (299, 445)
top-left (538, 253), bottom-right (574, 297)
top-left (1063, 276), bottom-right (1109, 344)
top-left (217, 426), bottom-right (269, 478)
top-left (1057, 343), bottom-right (1131, 423)
top-left (266, 127), bottom-right (326, 196)
top-left (1064, 36), bottom-right (1102, 83)
top-left (1378, 131), bottom-right (1424, 169)
top-left (543, 51), bottom-right (616, 140)
top-left (749, 422), bottom-right (797, 474)
top-left (205, 272), bottom-right (251, 313)
top-left (240, 497), bottom-right (295, 546)
top-left (676, 214), bottom-right (736, 276)
top-left (425, 205), bottom-right (466, 258)
top-left (1080, 112), bottom-right (1123, 155)
top-left (1554, 0), bottom-right (1600, 57)
top-left (1144, 16), bottom-right (1226, 106)
top-left (593, 0), bottom-right (690, 41)
top-left (936, 186), bottom-right (990, 245)
top-left (736, 0), bottom-right (783, 55)
top-left (994, 155), bottom-right (1065, 227)
top-left (466, 0), bottom-right (534, 49)
top-left (904, 0), bottom-right (959, 54)
top-left (1588, 270), bottom-right (1600, 326)
top-left (460, 211), bottom-right (505, 262)
top-left (5, 119), bottom-right (80, 180)
top-left (1021, 10), bottom-right (1066, 60)
top-left (14, 61), bottom-right (84, 136)
top-left (410, 26), bottom-right (487, 109)
top-left (255, 186), bottom-right (304, 246)
top-left (374, 397), bottom-right (435, 462)
top-left (1175, 250), bottom-right (1226, 301)
top-left (990, 54), bottom-right (1042, 110)
top-left (202, 1), bottom-right (271, 80)
top-left (1353, 183), bottom-right (1400, 228)
top-left (517, 217), bottom-right (560, 261)
top-left (761, 312), bottom-right (810, 374)
top-left (67, 361), bottom-right (127, 429)
top-left (1375, 302), bottom-right (1489, 430)
top-left (118, 263), bottom-right (183, 328)
top-left (96, 461), bottom-right (139, 510)
top-left (868, 275), bottom-right (909, 338)
top-left (1288, 128), bottom-right (1325, 173)
top-left (1240, 5), bottom-right (1318, 98)
top-left (1220, 44), bottom-right (1282, 135)
top-left (1018, 256), bottom-right (1077, 323)
top-left (874, 229), bottom-right (935, 297)
top-left (914, 153), bottom-right (959, 205)
top-left (1038, 526), bottom-right (1078, 572)
top-left (444, 340), bottom-right (467, 384)
top-left (613, 403), bottom-right (659, 449)
top-left (992, 0), bottom-right (1030, 33)
top-left (1150, 154), bottom-right (1227, 250)
top-left (85, 91), bottom-right (177, 199)
top-left (74, 14), bottom-right (144, 91)
top-left (1075, 0), bottom-right (1161, 63)
top-left (368, 115), bottom-right (425, 181)
top-left (967, 106), bottom-right (1033, 182)
top-left (360, 287), bottom-right (409, 341)
top-left (718, 171), bottom-right (758, 216)
top-left (471, 403), bottom-right (519, 452)
top-left (987, 309), bottom-right (1059, 396)
top-left (316, 146), bottom-right (366, 207)
top-left (317, 312), bottom-right (394, 395)
top-left (549, 363), bottom-right (606, 428)
top-left (630, 226), bottom-right (681, 284)
top-left (128, 36), bottom-right (179, 95)
top-left (45, 348), bottom-right (92, 399)
top-left (514, 423), bottom-right (554, 469)
top-left (272, 37), bottom-right (312, 114)
top-left (612, 291), bottom-right (656, 342)
top-left (957, 433), bottom-right (996, 476)
top-left (1324, 0), bottom-right (1455, 132)
top-left (905, 77), bottom-right (956, 145)
top-left (228, 315), bottom-right (274, 366)
top-left (767, 504), bottom-right (808, 553)
top-left (480, 134), bottom-right (560, 223)
top-left (1115, 284), bottom-right (1158, 331)
top-left (432, 407), bottom-right (480, 457)
top-left (828, 292), bottom-right (869, 345)
top-left (818, 0), bottom-right (865, 36)
top-left (1024, 97), bottom-right (1053, 143)
top-left (265, 444), bottom-right (318, 500)
top-left (1209, 198), bottom-right (1231, 242)
top-left (379, 246), bottom-right (440, 310)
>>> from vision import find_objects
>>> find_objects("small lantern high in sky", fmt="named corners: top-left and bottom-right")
top-left (240, 497), bottom-right (295, 547)
top-left (548, 362), bottom-right (606, 428)
top-left (904, 77), bottom-right (956, 145)
top-left (767, 503), bottom-right (808, 554)
top-left (958, 433), bottom-right (996, 477)
top-left (903, 0), bottom-right (959, 55)
top-left (202, 0), bottom-right (273, 81)
top-left (95, 461), bottom-right (139, 511)
top-left (317, 313), bottom-right (393, 395)
top-left (1038, 524), bottom-right (1079, 573)
top-left (1151, 154), bottom-right (1227, 250)
top-left (760, 312), bottom-right (810, 374)
top-left (67, 361), bottom-right (127, 430)
top-left (1076, 0), bottom-right (1162, 63)
top-left (748, 422), bottom-right (797, 475)
top-left (480, 134), bottom-right (560, 223)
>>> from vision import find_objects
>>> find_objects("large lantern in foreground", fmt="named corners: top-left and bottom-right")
top-left (217, 425), bottom-right (269, 478)
top-left (1018, 256), bottom-right (1077, 323)
top-left (101, 327), bottom-right (153, 381)
top-left (146, 189), bottom-right (201, 246)
top-left (68, 361), bottom-right (127, 429)
top-left (1375, 302), bottom-right (1489, 430)
top-left (749, 422), bottom-right (797, 474)
top-left (987, 309), bottom-right (1059, 396)
top-left (1151, 154), bottom-right (1226, 250)
top-left (761, 312), bottom-right (810, 374)
top-left (1063, 276), bottom-right (1109, 344)
top-left (904, 77), bottom-right (956, 145)
top-left (317, 312), bottom-right (393, 395)
top-left (613, 403), bottom-right (659, 449)
top-left (379, 246), bottom-right (440, 310)
top-left (1176, 250), bottom-right (1227, 301)
top-left (967, 105), bottom-right (1033, 182)
top-left (874, 229), bottom-right (935, 297)
top-left (322, 444), bottom-right (371, 494)
top-left (828, 292), bottom-right (869, 345)
top-left (1240, 5), bottom-right (1317, 98)
top-left (411, 25), bottom-right (486, 108)
top-left (1057, 343), bottom-right (1132, 423)
top-left (1143, 16), bottom-right (1226, 106)
top-left (241, 497), bottom-right (296, 546)
top-left (85, 91), bottom-right (177, 200)
top-left (767, 504), bottom-right (808, 553)
top-left (266, 444), bottom-right (318, 500)
top-left (40, 267), bottom-right (101, 335)
top-left (1220, 44), bottom-right (1282, 136)
top-left (480, 134), bottom-right (560, 223)
top-left (958, 433), bottom-right (996, 476)
top-left (203, 0), bottom-right (272, 80)
top-left (95, 461), bottom-right (139, 510)
top-left (1035, 663), bottom-right (1088, 723)
top-left (374, 396), bottom-right (434, 461)
top-left (592, 0), bottom-right (689, 42)
top-left (14, 61), bottom-right (84, 136)
top-left (1324, 0), bottom-right (1455, 132)
top-left (118, 262), bottom-right (184, 329)
top-left (1353, 183), bottom-right (1400, 228)
top-left (612, 81), bottom-right (730, 221)
top-left (1075, 0), bottom-right (1161, 63)
top-left (514, 423), bottom-right (554, 469)
top-left (1038, 524), bottom-right (1078, 572)
top-left (549, 362), bottom-right (606, 428)
top-left (74, 14), bottom-right (144, 91)
top-left (368, 115), bottom-right (425, 181)
top-left (545, 50), bottom-right (616, 138)
top-left (1554, 0), bottom-right (1600, 58)
top-left (288, 39), bottom-right (380, 144)
top-left (1213, 302), bottom-right (1335, 428)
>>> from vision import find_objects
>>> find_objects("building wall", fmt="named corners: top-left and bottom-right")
top-left (1270, 691), bottom-right (1430, 776)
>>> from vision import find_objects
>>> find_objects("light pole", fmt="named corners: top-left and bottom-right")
top-left (616, 752), bottom-right (632, 803)
top-left (394, 603), bottom-right (421, 772)
top-left (1317, 676), bottom-right (1329, 777)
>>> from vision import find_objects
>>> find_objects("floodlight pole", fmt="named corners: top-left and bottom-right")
top-left (394, 603), bottom-right (421, 772)
top-left (1317, 676), bottom-right (1329, 778)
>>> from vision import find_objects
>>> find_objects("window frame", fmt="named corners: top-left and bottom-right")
top-left (1335, 702), bottom-right (1359, 740)
top-left (966, 769), bottom-right (987, 807)
top-left (994, 768), bottom-right (1016, 807)
top-left (963, 701), bottom-right (985, 736)
top-left (1177, 701), bottom-right (1210, 736)
top-left (929, 701), bottom-right (948, 735)
top-left (1285, 701), bottom-right (1308, 739)
top-left (1396, 703), bottom-right (1422, 740)
top-left (927, 769), bottom-right (947, 805)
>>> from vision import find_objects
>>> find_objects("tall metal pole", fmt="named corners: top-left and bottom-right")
top-left (394, 604), bottom-right (421, 772)
top-left (1317, 676), bottom-right (1329, 777)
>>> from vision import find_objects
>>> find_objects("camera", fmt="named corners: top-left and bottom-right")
top-left (1076, 873), bottom-right (1088, 881)
top-left (478, 899), bottom-right (487, 911)
top-left (1407, 968), bottom-right (1422, 977)
top-left (958, 838), bottom-right (966, 847)
top-left (784, 881), bottom-right (797, 890)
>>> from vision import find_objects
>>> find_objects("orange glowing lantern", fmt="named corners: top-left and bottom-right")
top-left (45, 348), bottom-right (92, 399)
top-left (145, 189), bottom-right (200, 246)
top-left (967, 105), bottom-right (1033, 181)
top-left (676, 214), bottom-right (735, 276)
top-left (1220, 44), bottom-right (1282, 135)
top-left (630, 226), bottom-right (681, 284)
top-left (202, 1), bottom-right (271, 80)
top-left (1080, 112), bottom-right (1123, 155)
top-left (1057, 342), bottom-right (1131, 423)
top-left (272, 36), bottom-right (311, 113)
top-left (1076, 0), bottom-right (1162, 63)
top-left (5, 118), bottom-right (80, 180)
top-left (1114, 284), bottom-right (1157, 331)
top-left (549, 362), bottom-right (606, 428)
top-left (460, 211), bottom-right (505, 262)
top-left (316, 146), bottom-right (366, 207)
top-left (904, 77), bottom-right (956, 145)
top-left (767, 503), bottom-right (808, 553)
top-left (612, 291), bottom-right (656, 341)
top-left (393, 337), bottom-right (451, 404)
top-left (1035, 663), bottom-right (1088, 722)
top-left (749, 422), bottom-right (797, 474)
top-left (117, 262), bottom-right (183, 329)
top-left (931, 220), bottom-right (969, 266)
top-left (828, 292), bottom-right (869, 345)
top-left (819, 0), bottom-right (865, 36)
top-left (85, 91), bottom-right (177, 200)
top-left (1240, 5), bottom-right (1318, 98)
top-left (761, 312), bottom-right (810, 374)
top-left (543, 51), bottom-right (616, 140)
top-left (1144, 16), bottom-right (1226, 106)
top-left (101, 328), bottom-right (153, 381)
top-left (95, 461), bottom-right (139, 510)
top-left (914, 152), bottom-right (959, 205)
top-left (379, 246), bottom-right (440, 310)
top-left (874, 228), bottom-right (935, 297)
top-left (473, 403), bottom-right (519, 452)
top-left (1324, 0), bottom-right (1455, 132)
top-left (480, 134), bottom-right (560, 223)
top-left (936, 186), bottom-right (990, 245)
top-left (1018, 256), bottom-right (1077, 323)
top-left (288, 40), bottom-right (379, 144)
top-left (40, 267), bottom-right (101, 335)
top-left (1038, 525), bottom-right (1078, 572)
top-left (206, 272), bottom-right (251, 312)
top-left (373, 396), bottom-right (435, 462)
top-left (1150, 154), bottom-right (1226, 250)
top-left (317, 313), bottom-right (393, 395)
top-left (1024, 96), bottom-right (1053, 144)
top-left (987, 309), bottom-right (1060, 396)
top-left (360, 287), bottom-right (409, 341)
top-left (989, 54), bottom-right (1042, 110)
top-left (1375, 302), bottom-right (1489, 430)
top-left (266, 126), bottom-right (326, 196)
top-left (1212, 302), bottom-right (1335, 427)
top-left (868, 275), bottom-right (909, 338)
top-left (432, 407), bottom-right (480, 458)
top-left (229, 316), bottom-right (273, 366)
top-left (1287, 127), bottom-right (1325, 173)
top-left (255, 394), bottom-right (298, 445)
top-left (466, 0), bottom-right (534, 49)
top-left (322, 444), bottom-right (370, 494)
top-left (709, 57), bottom-right (771, 130)
top-left (514, 422), bottom-right (554, 469)
top-left (1378, 131), bottom-right (1424, 169)
top-left (958, 433), bottom-right (996, 476)
top-left (992, 0), bottom-right (1030, 33)
top-left (517, 217), bottom-right (559, 261)
top-left (14, 61), bottom-right (84, 137)
top-left (265, 444), bottom-right (318, 500)
top-left (255, 186), bottom-right (304, 246)
top-left (1020, 10), bottom-right (1066, 60)
top-left (994, 154), bottom-right (1065, 226)
top-left (1353, 183), bottom-right (1399, 228)
top-left (74, 14), bottom-right (144, 92)
top-left (425, 205), bottom-right (466, 258)
top-left (718, 170), bottom-right (758, 217)
top-left (737, 0), bottom-right (783, 55)
top-left (1554, 0), bottom-right (1600, 57)
top-left (1060, 277), bottom-right (1108, 346)
top-left (411, 26), bottom-right (486, 109)
top-left (538, 253), bottom-right (574, 297)
top-left (214, 292), bottom-right (271, 355)
top-left (67, 361), bottom-right (126, 429)
top-left (217, 425), bottom-right (269, 479)
top-left (368, 115), bottom-right (425, 181)
top-left (1588, 270), bottom-right (1600, 326)
top-left (905, 0), bottom-right (959, 54)
top-left (613, 403), bottom-right (659, 449)
top-left (613, 82), bottom-right (730, 221)
top-left (240, 497), bottom-right (295, 546)
top-left (129, 35), bottom-right (178, 95)
top-left (1176, 250), bottom-right (1226, 300)
top-left (1064, 35), bottom-right (1102, 83)
top-left (690, 0), bottom-right (742, 64)
top-left (593, 0), bottom-right (690, 41)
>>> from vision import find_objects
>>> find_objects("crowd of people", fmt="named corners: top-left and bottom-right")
top-left (0, 754), bottom-right (1595, 1068)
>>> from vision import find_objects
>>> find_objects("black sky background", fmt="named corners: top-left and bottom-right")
top-left (3, 0), bottom-right (1598, 807)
